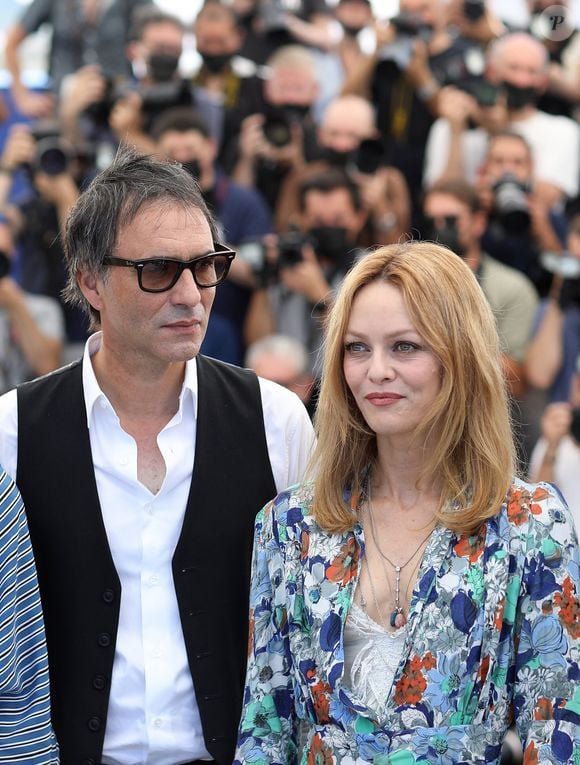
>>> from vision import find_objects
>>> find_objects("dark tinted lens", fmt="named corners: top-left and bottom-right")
top-left (194, 254), bottom-right (229, 286)
top-left (140, 259), bottom-right (179, 290)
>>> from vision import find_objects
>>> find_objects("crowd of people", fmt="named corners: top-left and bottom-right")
top-left (0, 0), bottom-right (578, 763)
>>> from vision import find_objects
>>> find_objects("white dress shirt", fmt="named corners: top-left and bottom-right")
top-left (0, 333), bottom-right (315, 765)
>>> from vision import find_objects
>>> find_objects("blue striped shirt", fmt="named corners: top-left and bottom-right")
top-left (0, 469), bottom-right (58, 763)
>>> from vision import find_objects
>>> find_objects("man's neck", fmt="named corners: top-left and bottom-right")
top-left (91, 343), bottom-right (187, 422)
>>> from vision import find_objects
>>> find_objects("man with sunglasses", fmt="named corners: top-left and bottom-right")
top-left (0, 146), bottom-right (315, 765)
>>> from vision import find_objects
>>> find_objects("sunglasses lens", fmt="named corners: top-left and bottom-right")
top-left (140, 259), bottom-right (180, 291)
top-left (195, 254), bottom-right (230, 286)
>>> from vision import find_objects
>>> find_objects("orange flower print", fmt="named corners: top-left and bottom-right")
top-left (326, 537), bottom-right (360, 584)
top-left (301, 529), bottom-right (310, 560)
top-left (311, 680), bottom-right (331, 723)
top-left (523, 741), bottom-right (539, 765)
top-left (554, 577), bottom-right (580, 639)
top-left (454, 524), bottom-right (486, 563)
top-left (307, 732), bottom-right (334, 765)
top-left (507, 488), bottom-right (544, 527)
top-left (534, 698), bottom-right (553, 720)
top-left (394, 656), bottom-right (427, 706)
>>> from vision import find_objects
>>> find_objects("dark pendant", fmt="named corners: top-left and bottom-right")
top-left (390, 610), bottom-right (398, 628)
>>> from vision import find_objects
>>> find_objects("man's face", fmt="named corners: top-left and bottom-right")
top-left (318, 101), bottom-right (375, 154)
top-left (194, 5), bottom-right (242, 56)
top-left (139, 21), bottom-right (183, 60)
top-left (423, 192), bottom-right (482, 258)
top-left (81, 203), bottom-right (215, 373)
top-left (157, 129), bottom-right (214, 170)
top-left (264, 67), bottom-right (318, 107)
top-left (301, 188), bottom-right (365, 242)
top-left (484, 136), bottom-right (533, 186)
top-left (490, 38), bottom-right (547, 91)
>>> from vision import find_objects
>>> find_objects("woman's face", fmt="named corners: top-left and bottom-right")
top-left (343, 280), bottom-right (442, 446)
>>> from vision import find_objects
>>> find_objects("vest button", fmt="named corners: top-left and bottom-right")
top-left (92, 674), bottom-right (106, 690)
top-left (87, 716), bottom-right (102, 732)
top-left (97, 632), bottom-right (111, 647)
top-left (102, 589), bottom-right (115, 604)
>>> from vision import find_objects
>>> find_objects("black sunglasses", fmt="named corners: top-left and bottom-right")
top-left (102, 244), bottom-right (236, 293)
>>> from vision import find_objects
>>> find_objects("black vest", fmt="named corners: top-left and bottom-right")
top-left (17, 355), bottom-right (277, 765)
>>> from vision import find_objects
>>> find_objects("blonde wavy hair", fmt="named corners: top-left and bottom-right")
top-left (309, 242), bottom-right (517, 537)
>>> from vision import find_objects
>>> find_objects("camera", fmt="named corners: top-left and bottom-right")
top-left (492, 173), bottom-right (531, 234)
top-left (29, 122), bottom-right (71, 176)
top-left (352, 138), bottom-right (384, 175)
top-left (377, 13), bottom-right (432, 70)
top-left (463, 0), bottom-right (485, 22)
top-left (140, 79), bottom-right (193, 126)
top-left (258, 0), bottom-right (289, 35)
top-left (262, 114), bottom-right (292, 148)
top-left (278, 230), bottom-right (308, 268)
top-left (540, 251), bottom-right (580, 309)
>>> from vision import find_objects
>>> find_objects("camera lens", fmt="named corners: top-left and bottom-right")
top-left (35, 139), bottom-right (68, 175)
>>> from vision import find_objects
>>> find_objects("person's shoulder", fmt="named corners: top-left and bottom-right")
top-left (481, 254), bottom-right (537, 294)
top-left (257, 375), bottom-right (310, 414)
top-left (524, 109), bottom-right (579, 136)
top-left (256, 480), bottom-right (316, 540)
top-left (501, 476), bottom-right (576, 542)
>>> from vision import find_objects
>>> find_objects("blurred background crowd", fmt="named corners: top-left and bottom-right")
top-left (0, 0), bottom-right (579, 531)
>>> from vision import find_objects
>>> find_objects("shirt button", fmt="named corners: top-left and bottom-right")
top-left (153, 718), bottom-right (162, 728)
top-left (152, 648), bottom-right (162, 658)
top-left (144, 503), bottom-right (153, 514)
top-left (149, 574), bottom-right (160, 586)
top-left (119, 456), bottom-right (128, 466)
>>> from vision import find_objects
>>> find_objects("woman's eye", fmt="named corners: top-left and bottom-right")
top-left (395, 341), bottom-right (419, 353)
top-left (344, 341), bottom-right (368, 353)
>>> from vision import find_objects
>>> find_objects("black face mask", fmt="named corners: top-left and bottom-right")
top-left (424, 216), bottom-right (468, 259)
top-left (200, 52), bottom-right (233, 74)
top-left (321, 147), bottom-right (352, 168)
top-left (308, 226), bottom-right (353, 264)
top-left (181, 159), bottom-right (201, 180)
top-left (148, 53), bottom-right (180, 82)
top-left (502, 81), bottom-right (539, 111)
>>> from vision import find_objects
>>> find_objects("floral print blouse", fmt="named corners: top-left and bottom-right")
top-left (234, 479), bottom-right (580, 765)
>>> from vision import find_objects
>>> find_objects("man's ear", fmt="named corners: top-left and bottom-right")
top-left (77, 270), bottom-right (104, 312)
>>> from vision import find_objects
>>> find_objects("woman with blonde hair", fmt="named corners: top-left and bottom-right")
top-left (235, 242), bottom-right (579, 765)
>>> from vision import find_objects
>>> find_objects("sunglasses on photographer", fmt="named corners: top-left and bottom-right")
top-left (102, 243), bottom-right (236, 293)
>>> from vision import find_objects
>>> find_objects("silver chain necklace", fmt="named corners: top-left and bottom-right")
top-left (365, 477), bottom-right (434, 628)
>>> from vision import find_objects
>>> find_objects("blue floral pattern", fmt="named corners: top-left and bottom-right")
top-left (234, 479), bottom-right (580, 764)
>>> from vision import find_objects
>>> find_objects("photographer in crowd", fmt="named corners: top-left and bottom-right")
top-left (0, 220), bottom-right (64, 392)
top-left (153, 106), bottom-right (273, 365)
top-left (244, 168), bottom-right (368, 375)
top-left (526, 205), bottom-right (580, 405)
top-left (226, 44), bottom-right (323, 212)
top-left (0, 122), bottom-right (85, 350)
top-left (3, 0), bottom-right (150, 118)
top-left (424, 32), bottom-right (580, 207)
top-left (422, 179), bottom-right (538, 402)
top-left (476, 131), bottom-right (567, 295)
top-left (529, 355), bottom-right (580, 529)
top-left (275, 93), bottom-right (411, 243)
top-left (342, 0), bottom-right (489, 216)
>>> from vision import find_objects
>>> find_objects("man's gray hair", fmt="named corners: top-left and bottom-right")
top-left (245, 334), bottom-right (310, 376)
top-left (63, 145), bottom-right (219, 327)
